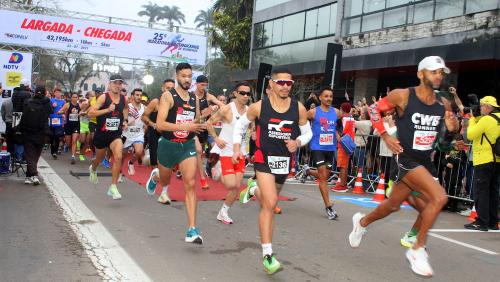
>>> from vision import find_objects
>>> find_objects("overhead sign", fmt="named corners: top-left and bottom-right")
top-left (0, 50), bottom-right (32, 91)
top-left (0, 9), bottom-right (207, 65)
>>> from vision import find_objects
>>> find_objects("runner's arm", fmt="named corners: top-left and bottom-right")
top-left (296, 102), bottom-right (312, 147)
top-left (233, 102), bottom-right (259, 145)
top-left (207, 93), bottom-right (225, 108)
top-left (141, 98), bottom-right (158, 128)
top-left (307, 107), bottom-right (316, 120)
top-left (368, 89), bottom-right (405, 136)
top-left (88, 94), bottom-right (110, 118)
top-left (156, 91), bottom-right (204, 133)
top-left (57, 102), bottom-right (69, 115)
top-left (206, 104), bottom-right (228, 138)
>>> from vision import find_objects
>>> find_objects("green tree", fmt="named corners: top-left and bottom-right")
top-left (194, 8), bottom-right (214, 30)
top-left (210, 0), bottom-right (253, 69)
top-left (39, 54), bottom-right (95, 92)
top-left (138, 2), bottom-right (162, 27)
top-left (159, 5), bottom-right (186, 31)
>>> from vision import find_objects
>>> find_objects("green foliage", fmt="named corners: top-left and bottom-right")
top-left (194, 8), bottom-right (214, 29)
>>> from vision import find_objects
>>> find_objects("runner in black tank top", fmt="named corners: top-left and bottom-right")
top-left (145, 63), bottom-right (206, 245)
top-left (232, 68), bottom-right (312, 274)
top-left (349, 56), bottom-right (459, 277)
top-left (58, 92), bottom-right (82, 164)
top-left (87, 74), bottom-right (129, 200)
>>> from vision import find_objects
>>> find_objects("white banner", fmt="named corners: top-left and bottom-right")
top-left (0, 50), bottom-right (32, 91)
top-left (0, 9), bottom-right (207, 65)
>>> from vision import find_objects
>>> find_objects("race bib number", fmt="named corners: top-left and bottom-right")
top-left (69, 113), bottom-right (79, 122)
top-left (319, 133), bottom-right (334, 145)
top-left (129, 126), bottom-right (141, 133)
top-left (267, 156), bottom-right (290, 175)
top-left (412, 131), bottom-right (437, 151)
top-left (51, 117), bottom-right (61, 126)
top-left (105, 118), bottom-right (120, 131)
top-left (173, 112), bottom-right (195, 138)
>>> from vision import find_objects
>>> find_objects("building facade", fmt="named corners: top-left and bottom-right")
top-left (234, 0), bottom-right (499, 104)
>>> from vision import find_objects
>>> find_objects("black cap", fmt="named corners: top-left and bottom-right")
top-left (109, 74), bottom-right (125, 83)
top-left (196, 75), bottom-right (208, 83)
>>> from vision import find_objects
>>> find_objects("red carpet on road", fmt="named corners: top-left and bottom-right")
top-left (120, 154), bottom-right (291, 202)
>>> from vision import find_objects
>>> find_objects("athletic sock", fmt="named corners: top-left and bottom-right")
top-left (249, 185), bottom-right (258, 196)
top-left (262, 243), bottom-right (273, 257)
top-left (162, 185), bottom-right (168, 193)
top-left (409, 227), bottom-right (418, 237)
top-left (221, 203), bottom-right (230, 212)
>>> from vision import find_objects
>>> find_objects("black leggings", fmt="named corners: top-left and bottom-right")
top-left (148, 127), bottom-right (159, 166)
top-left (50, 127), bottom-right (63, 155)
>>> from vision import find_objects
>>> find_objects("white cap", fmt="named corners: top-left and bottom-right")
top-left (418, 56), bottom-right (450, 74)
top-left (20, 78), bottom-right (30, 86)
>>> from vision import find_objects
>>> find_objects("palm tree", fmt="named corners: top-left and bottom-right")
top-left (159, 5), bottom-right (186, 31)
top-left (194, 8), bottom-right (214, 30)
top-left (138, 2), bottom-right (162, 27)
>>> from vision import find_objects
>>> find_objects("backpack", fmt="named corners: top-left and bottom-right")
top-left (481, 113), bottom-right (500, 160)
top-left (20, 98), bottom-right (49, 133)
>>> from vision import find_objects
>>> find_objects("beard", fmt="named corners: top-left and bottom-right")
top-left (423, 76), bottom-right (440, 90)
top-left (178, 81), bottom-right (191, 90)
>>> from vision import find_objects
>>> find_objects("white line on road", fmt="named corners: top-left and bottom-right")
top-left (430, 229), bottom-right (500, 233)
top-left (428, 232), bottom-right (498, 255)
top-left (38, 157), bottom-right (151, 281)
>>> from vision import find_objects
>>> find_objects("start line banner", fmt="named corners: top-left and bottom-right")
top-left (0, 9), bottom-right (207, 65)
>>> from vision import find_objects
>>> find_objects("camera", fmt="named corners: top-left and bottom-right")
top-left (463, 94), bottom-right (480, 116)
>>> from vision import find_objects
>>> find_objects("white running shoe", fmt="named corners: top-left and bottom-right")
top-left (24, 177), bottom-right (33, 185)
top-left (107, 184), bottom-right (122, 200)
top-left (157, 191), bottom-right (171, 204)
top-left (406, 247), bottom-right (434, 277)
top-left (32, 176), bottom-right (40, 185)
top-left (128, 162), bottom-right (135, 175)
top-left (349, 212), bottom-right (367, 248)
top-left (217, 210), bottom-right (234, 224)
top-left (118, 174), bottom-right (124, 183)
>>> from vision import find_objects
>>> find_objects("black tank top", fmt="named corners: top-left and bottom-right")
top-left (162, 89), bottom-right (197, 142)
top-left (149, 98), bottom-right (158, 123)
top-left (197, 91), bottom-right (209, 110)
top-left (97, 93), bottom-right (126, 134)
top-left (66, 102), bottom-right (80, 125)
top-left (396, 87), bottom-right (445, 159)
top-left (255, 96), bottom-right (300, 165)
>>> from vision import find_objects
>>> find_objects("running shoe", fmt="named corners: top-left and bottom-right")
top-left (349, 212), bottom-right (367, 248)
top-left (79, 155), bottom-right (86, 161)
top-left (239, 179), bottom-right (257, 204)
top-left (128, 161), bottom-right (135, 176)
top-left (263, 254), bottom-right (281, 274)
top-left (274, 206), bottom-right (282, 214)
top-left (52, 153), bottom-right (57, 160)
top-left (24, 176), bottom-right (33, 185)
top-left (200, 178), bottom-right (209, 190)
top-left (32, 176), bottom-right (40, 186)
top-left (458, 208), bottom-right (472, 217)
top-left (325, 206), bottom-right (338, 220)
top-left (89, 165), bottom-right (98, 184)
top-left (70, 156), bottom-right (76, 164)
top-left (217, 210), bottom-right (234, 224)
top-left (107, 184), bottom-right (122, 200)
top-left (400, 232), bottom-right (417, 248)
top-left (489, 224), bottom-right (499, 230)
top-left (118, 174), bottom-right (124, 183)
top-left (102, 158), bottom-right (111, 168)
top-left (185, 227), bottom-right (203, 244)
top-left (406, 247), bottom-right (434, 277)
top-left (157, 191), bottom-right (171, 204)
top-left (146, 168), bottom-right (159, 195)
top-left (464, 221), bottom-right (488, 232)
top-left (331, 185), bottom-right (349, 193)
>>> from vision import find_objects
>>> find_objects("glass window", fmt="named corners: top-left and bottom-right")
top-left (317, 5), bottom-right (331, 36)
top-left (264, 21), bottom-right (273, 47)
top-left (364, 0), bottom-right (386, 13)
top-left (386, 0), bottom-right (409, 8)
top-left (345, 0), bottom-right (363, 17)
top-left (253, 23), bottom-right (264, 48)
top-left (384, 6), bottom-right (407, 28)
top-left (92, 84), bottom-right (97, 90)
top-left (272, 18), bottom-right (283, 45)
top-left (282, 12), bottom-right (305, 43)
top-left (255, 0), bottom-right (291, 11)
top-left (343, 17), bottom-right (361, 35)
top-left (362, 12), bottom-right (383, 32)
top-left (412, 1), bottom-right (434, 24)
top-left (330, 3), bottom-right (338, 34)
top-left (305, 9), bottom-right (318, 39)
top-left (435, 0), bottom-right (465, 20)
top-left (466, 0), bottom-right (498, 14)
top-left (83, 83), bottom-right (88, 91)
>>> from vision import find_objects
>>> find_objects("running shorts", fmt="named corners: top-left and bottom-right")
top-left (64, 123), bottom-right (80, 135)
top-left (157, 137), bottom-right (196, 169)
top-left (220, 156), bottom-right (245, 176)
top-left (391, 154), bottom-right (437, 193)
top-left (93, 131), bottom-right (122, 149)
top-left (336, 146), bottom-right (349, 168)
top-left (89, 122), bottom-right (97, 133)
top-left (123, 136), bottom-right (144, 149)
top-left (311, 150), bottom-right (335, 168)
top-left (80, 121), bottom-right (90, 134)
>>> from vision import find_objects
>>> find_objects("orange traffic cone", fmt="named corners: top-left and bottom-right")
top-left (1, 141), bottom-right (7, 153)
top-left (372, 173), bottom-right (386, 202)
top-left (352, 168), bottom-right (364, 194)
top-left (468, 205), bottom-right (477, 222)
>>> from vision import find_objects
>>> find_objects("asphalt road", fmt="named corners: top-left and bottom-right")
top-left (1, 152), bottom-right (499, 281)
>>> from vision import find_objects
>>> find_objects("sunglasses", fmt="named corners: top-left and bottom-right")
top-left (272, 79), bottom-right (294, 87)
top-left (121, 89), bottom-right (127, 92)
top-left (237, 91), bottom-right (252, 96)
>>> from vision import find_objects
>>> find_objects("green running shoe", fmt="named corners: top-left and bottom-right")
top-left (89, 165), bottom-right (98, 184)
top-left (79, 155), bottom-right (86, 161)
top-left (400, 232), bottom-right (416, 248)
top-left (263, 254), bottom-right (281, 274)
top-left (107, 184), bottom-right (122, 200)
top-left (240, 178), bottom-right (257, 204)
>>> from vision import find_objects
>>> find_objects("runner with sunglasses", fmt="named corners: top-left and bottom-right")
top-left (206, 82), bottom-right (251, 224)
top-left (233, 68), bottom-right (312, 274)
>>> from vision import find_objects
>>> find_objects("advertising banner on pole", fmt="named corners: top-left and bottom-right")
top-left (0, 9), bottom-right (207, 65)
top-left (0, 49), bottom-right (32, 91)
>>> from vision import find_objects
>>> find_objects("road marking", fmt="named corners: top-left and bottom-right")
top-left (428, 232), bottom-right (498, 255)
top-left (38, 157), bottom-right (152, 281)
top-left (430, 229), bottom-right (500, 233)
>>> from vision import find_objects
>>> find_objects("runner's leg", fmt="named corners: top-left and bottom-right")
top-left (179, 156), bottom-right (198, 228)
top-left (109, 139), bottom-right (124, 185)
top-left (256, 171), bottom-right (278, 244)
